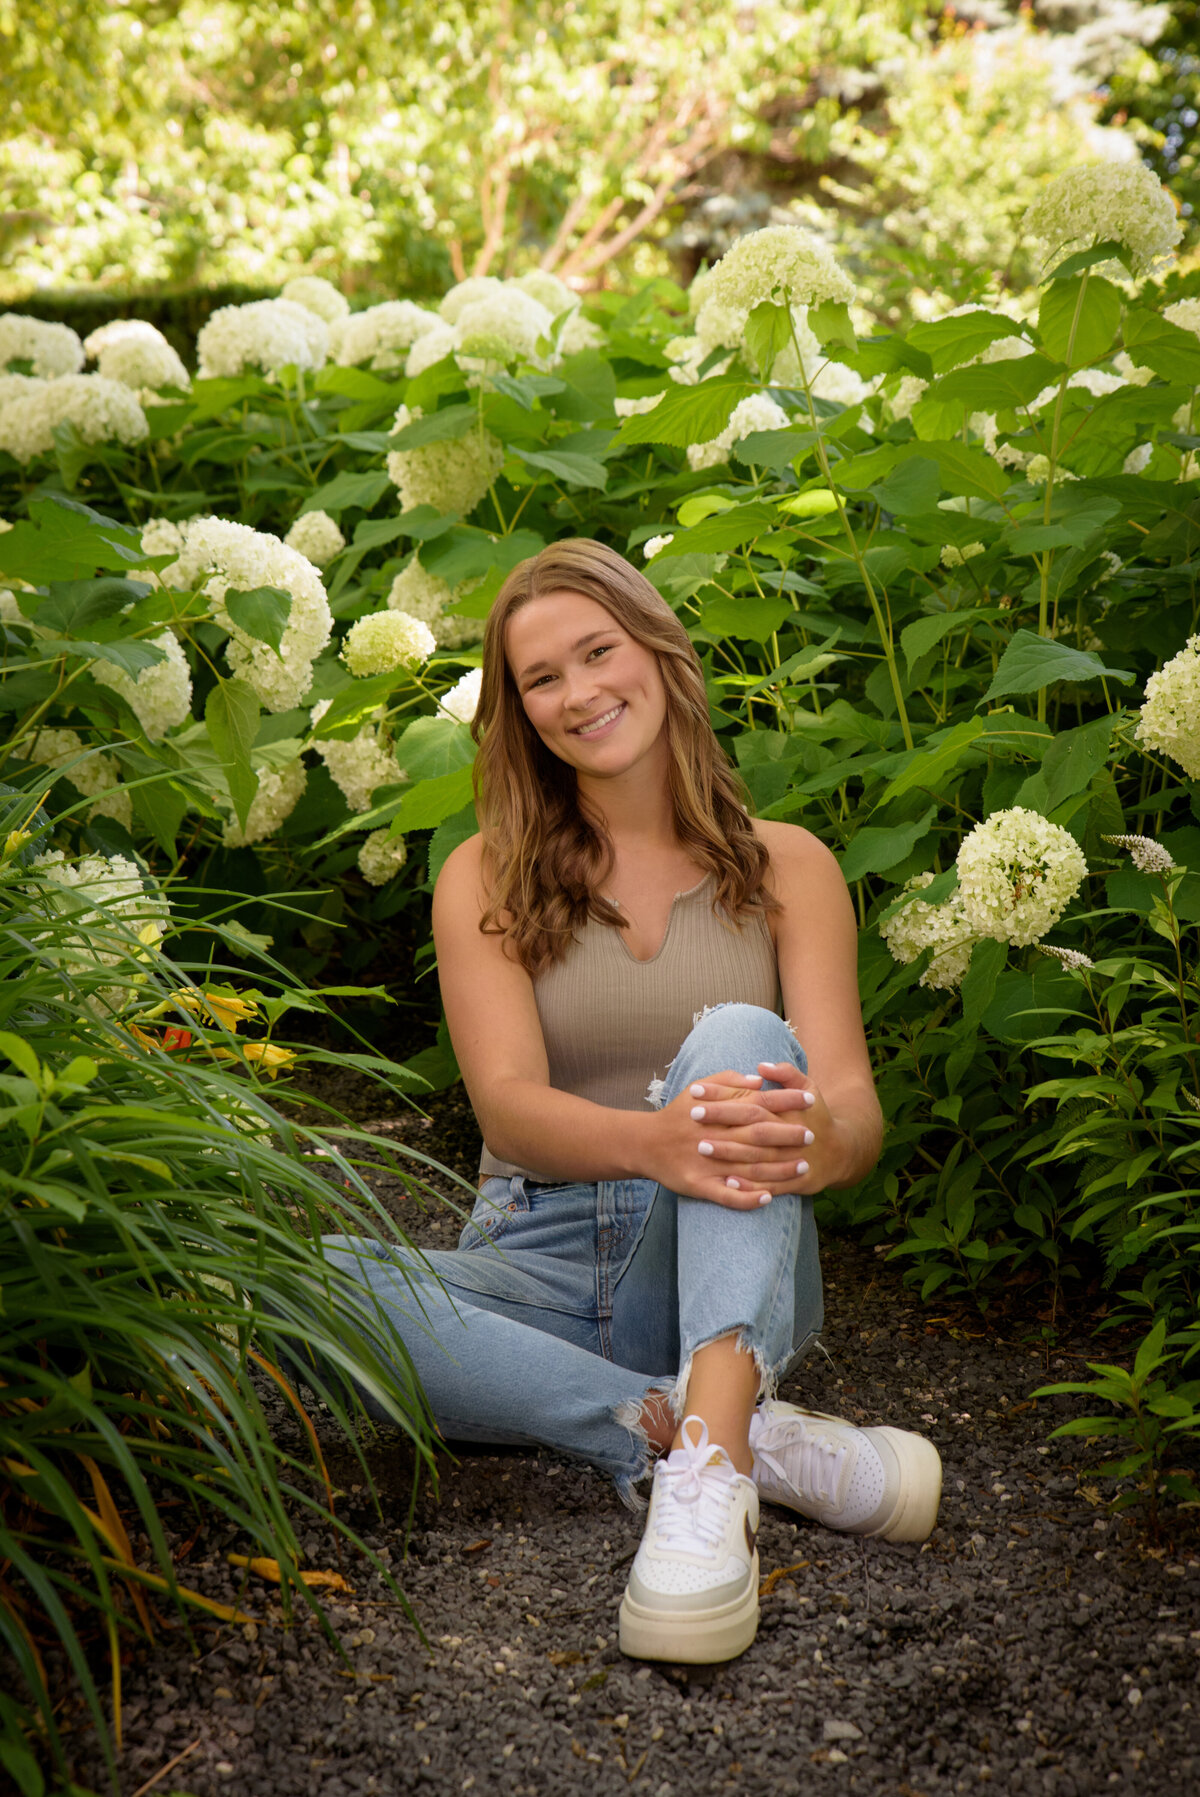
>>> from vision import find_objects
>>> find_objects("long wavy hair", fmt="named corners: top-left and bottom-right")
top-left (471, 539), bottom-right (777, 973)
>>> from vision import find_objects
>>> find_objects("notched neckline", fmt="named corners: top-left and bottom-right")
top-left (612, 871), bottom-right (714, 965)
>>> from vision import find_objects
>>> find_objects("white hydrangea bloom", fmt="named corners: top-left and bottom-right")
top-left (1123, 442), bottom-right (1154, 475)
top-left (358, 828), bottom-right (408, 885)
top-left (196, 299), bottom-right (328, 379)
top-left (0, 590), bottom-right (26, 624)
top-left (687, 392), bottom-right (790, 471)
top-left (1028, 368), bottom-right (1126, 412)
top-left (222, 758), bottom-right (308, 848)
top-left (888, 375), bottom-right (928, 422)
top-left (88, 786), bottom-right (134, 831)
top-left (343, 609), bottom-right (437, 676)
top-left (33, 849), bottom-right (170, 1013)
top-left (941, 542), bottom-right (986, 567)
top-left (810, 360), bottom-right (874, 408)
top-left (83, 320), bottom-right (190, 392)
top-left (283, 509), bottom-right (346, 568)
top-left (455, 290), bottom-right (554, 366)
top-left (405, 323), bottom-right (459, 379)
top-left (1023, 161), bottom-right (1182, 276)
top-left (386, 404), bottom-right (504, 517)
top-left (512, 270), bottom-right (577, 315)
top-left (0, 372), bottom-right (46, 408)
top-left (141, 517), bottom-right (185, 558)
top-left (879, 873), bottom-right (979, 992)
top-left (25, 726), bottom-right (121, 798)
top-left (386, 558), bottom-right (485, 650)
top-left (1102, 832), bottom-right (1176, 874)
top-left (91, 629), bottom-right (193, 743)
top-left (1025, 456), bottom-right (1079, 484)
top-left (556, 311), bottom-right (605, 355)
top-left (955, 807), bottom-right (1087, 947)
top-left (280, 275), bottom-right (351, 324)
top-left (1136, 635), bottom-right (1200, 779)
top-left (160, 517), bottom-right (333, 712)
top-left (0, 314), bottom-right (84, 378)
top-left (614, 393), bottom-right (665, 418)
top-left (643, 534), bottom-right (675, 559)
top-left (664, 335), bottom-right (716, 386)
top-left (437, 667), bottom-right (483, 724)
top-left (1113, 351), bottom-right (1156, 387)
top-left (0, 375), bottom-right (149, 463)
top-left (693, 227), bottom-right (855, 355)
top-left (439, 276), bottom-right (505, 325)
top-left (311, 702), bottom-right (400, 813)
top-left (336, 300), bottom-right (442, 371)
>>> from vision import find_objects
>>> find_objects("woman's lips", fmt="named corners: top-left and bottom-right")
top-left (571, 701), bottom-right (626, 739)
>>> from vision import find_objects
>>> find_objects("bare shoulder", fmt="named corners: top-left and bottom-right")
top-left (752, 817), bottom-right (845, 895)
top-left (432, 829), bottom-right (489, 927)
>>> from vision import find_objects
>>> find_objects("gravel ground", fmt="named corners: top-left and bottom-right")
top-left (61, 1080), bottom-right (1200, 1797)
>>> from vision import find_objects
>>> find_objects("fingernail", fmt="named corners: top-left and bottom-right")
top-left (795, 1160), bottom-right (809, 1177)
top-left (690, 1083), bottom-right (706, 1097)
top-left (802, 1091), bottom-right (815, 1107)
top-left (725, 1177), bottom-right (741, 1189)
top-left (690, 1105), bottom-right (706, 1121)
top-left (698, 1140), bottom-right (714, 1156)
top-left (757, 1193), bottom-right (773, 1206)
top-left (803, 1129), bottom-right (815, 1146)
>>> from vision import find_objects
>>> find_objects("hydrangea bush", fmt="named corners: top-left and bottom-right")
top-left (3, 184), bottom-right (1200, 1415)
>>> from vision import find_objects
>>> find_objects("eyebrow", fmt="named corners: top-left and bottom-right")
top-left (517, 630), bottom-right (613, 680)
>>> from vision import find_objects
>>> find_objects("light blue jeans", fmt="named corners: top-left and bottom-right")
top-left (320, 1005), bottom-right (823, 1505)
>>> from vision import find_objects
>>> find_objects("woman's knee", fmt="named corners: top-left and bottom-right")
top-left (679, 1002), bottom-right (806, 1076)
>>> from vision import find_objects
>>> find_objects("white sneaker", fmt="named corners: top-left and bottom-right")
top-left (619, 1416), bottom-right (760, 1664)
top-left (749, 1401), bottom-right (942, 1543)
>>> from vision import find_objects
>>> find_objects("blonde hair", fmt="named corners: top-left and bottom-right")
top-left (470, 539), bottom-right (776, 974)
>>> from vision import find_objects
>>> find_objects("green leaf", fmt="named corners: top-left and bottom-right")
top-left (1038, 275), bottom-right (1122, 369)
top-left (907, 312), bottom-right (1031, 375)
top-left (700, 591), bottom-right (791, 642)
top-left (389, 764), bottom-right (475, 833)
top-left (388, 403), bottom-right (477, 450)
top-left (901, 609), bottom-right (991, 673)
top-left (33, 576), bottom-right (144, 638)
top-left (983, 630), bottom-right (1133, 704)
top-left (657, 502), bottom-right (778, 557)
top-left (809, 301), bottom-right (857, 352)
top-left (314, 366), bottom-right (401, 400)
top-left (205, 678), bottom-right (261, 831)
top-left (734, 429), bottom-right (818, 472)
top-left (1000, 494), bottom-right (1119, 554)
top-left (610, 380), bottom-right (755, 449)
top-left (0, 1031), bottom-right (40, 1082)
top-left (130, 770), bottom-right (190, 856)
top-left (423, 526), bottom-right (545, 589)
top-left (61, 638), bottom-right (168, 678)
top-left (224, 586), bottom-right (293, 655)
top-left (1049, 240), bottom-right (1134, 281)
top-left (744, 301), bottom-right (793, 381)
top-left (934, 353), bottom-right (1063, 411)
top-left (0, 496), bottom-right (143, 582)
top-left (1122, 308), bottom-right (1200, 385)
top-left (314, 671), bottom-right (404, 735)
top-left (873, 457), bottom-right (941, 516)
top-left (839, 807), bottom-right (935, 883)
top-left (427, 802), bottom-right (478, 885)
top-left (878, 717), bottom-right (986, 804)
top-left (301, 470), bottom-right (393, 516)
top-left (1016, 714), bottom-right (1115, 813)
top-left (981, 964), bottom-right (1084, 1042)
top-left (393, 716), bottom-right (475, 782)
top-left (676, 494), bottom-right (737, 529)
top-left (1133, 1318), bottom-right (1169, 1385)
top-left (513, 445), bottom-right (608, 490)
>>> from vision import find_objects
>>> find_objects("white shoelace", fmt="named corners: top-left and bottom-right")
top-left (752, 1414), bottom-right (850, 1507)
top-left (651, 1416), bottom-right (738, 1557)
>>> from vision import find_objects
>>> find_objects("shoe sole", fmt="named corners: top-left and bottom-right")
top-left (618, 1561), bottom-right (759, 1664)
top-left (867, 1428), bottom-right (943, 1543)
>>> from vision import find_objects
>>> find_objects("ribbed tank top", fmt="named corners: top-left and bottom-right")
top-left (478, 873), bottom-right (781, 1181)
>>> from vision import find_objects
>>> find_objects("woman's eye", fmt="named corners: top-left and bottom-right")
top-left (588, 644), bottom-right (614, 661)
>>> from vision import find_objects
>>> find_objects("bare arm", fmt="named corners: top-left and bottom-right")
top-left (432, 836), bottom-right (775, 1206)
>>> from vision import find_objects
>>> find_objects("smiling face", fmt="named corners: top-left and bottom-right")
top-left (505, 590), bottom-right (670, 784)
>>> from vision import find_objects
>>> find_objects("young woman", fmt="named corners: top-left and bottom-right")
top-left (327, 538), bottom-right (941, 1665)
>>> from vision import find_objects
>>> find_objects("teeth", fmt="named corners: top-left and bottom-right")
top-left (575, 704), bottom-right (623, 736)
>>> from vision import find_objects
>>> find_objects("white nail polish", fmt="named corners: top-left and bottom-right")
top-left (698, 1141), bottom-right (714, 1156)
top-left (690, 1083), bottom-right (706, 1097)
top-left (796, 1160), bottom-right (809, 1177)
top-left (803, 1129), bottom-right (815, 1146)
top-left (802, 1091), bottom-right (815, 1107)
top-left (757, 1193), bottom-right (772, 1206)
top-left (690, 1105), bottom-right (705, 1121)
top-left (725, 1177), bottom-right (740, 1189)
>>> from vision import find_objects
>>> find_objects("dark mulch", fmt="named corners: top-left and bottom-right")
top-left (60, 1074), bottom-right (1200, 1797)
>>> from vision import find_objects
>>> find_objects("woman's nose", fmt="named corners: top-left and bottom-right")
top-left (562, 666), bottom-right (600, 710)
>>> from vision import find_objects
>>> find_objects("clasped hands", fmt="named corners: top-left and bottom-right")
top-left (656, 1061), bottom-right (844, 1211)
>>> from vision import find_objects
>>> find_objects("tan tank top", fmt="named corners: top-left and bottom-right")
top-left (479, 873), bottom-right (781, 1180)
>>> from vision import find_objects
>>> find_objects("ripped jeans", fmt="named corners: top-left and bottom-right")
top-left (319, 1004), bottom-right (823, 1505)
